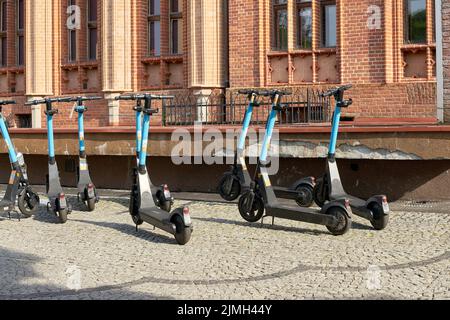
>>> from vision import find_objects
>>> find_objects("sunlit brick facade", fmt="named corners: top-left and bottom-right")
top-left (0, 0), bottom-right (445, 128)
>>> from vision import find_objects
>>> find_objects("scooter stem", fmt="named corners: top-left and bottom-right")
top-left (78, 109), bottom-right (86, 158)
top-left (139, 101), bottom-right (151, 173)
top-left (260, 104), bottom-right (278, 163)
top-left (0, 115), bottom-right (18, 164)
top-left (47, 114), bottom-right (56, 164)
top-left (237, 99), bottom-right (255, 151)
top-left (136, 103), bottom-right (143, 161)
top-left (328, 103), bottom-right (342, 160)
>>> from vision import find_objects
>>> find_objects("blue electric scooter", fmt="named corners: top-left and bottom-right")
top-left (218, 89), bottom-right (315, 206)
top-left (25, 97), bottom-right (73, 223)
top-left (238, 90), bottom-right (352, 236)
top-left (116, 94), bottom-right (191, 245)
top-left (115, 94), bottom-right (174, 213)
top-left (312, 85), bottom-right (390, 230)
top-left (70, 96), bottom-right (101, 211)
top-left (0, 100), bottom-right (40, 218)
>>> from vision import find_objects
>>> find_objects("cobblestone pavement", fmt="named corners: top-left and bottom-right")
top-left (0, 193), bottom-right (448, 300)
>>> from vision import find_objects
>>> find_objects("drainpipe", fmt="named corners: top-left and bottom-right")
top-left (435, 0), bottom-right (444, 123)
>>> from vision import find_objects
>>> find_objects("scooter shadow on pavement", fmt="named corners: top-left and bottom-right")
top-left (194, 216), bottom-right (332, 236)
top-left (69, 218), bottom-right (178, 245)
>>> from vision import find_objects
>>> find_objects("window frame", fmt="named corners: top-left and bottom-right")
top-left (169, 0), bottom-right (183, 55)
top-left (16, 0), bottom-right (24, 66)
top-left (148, 0), bottom-right (161, 57)
top-left (67, 0), bottom-right (77, 62)
top-left (296, 0), bottom-right (313, 50)
top-left (320, 0), bottom-right (337, 48)
top-left (0, 0), bottom-right (7, 67)
top-left (272, 0), bottom-right (288, 51)
top-left (404, 0), bottom-right (428, 44)
top-left (87, 0), bottom-right (98, 61)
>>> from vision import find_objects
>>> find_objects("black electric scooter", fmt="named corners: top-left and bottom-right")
top-left (116, 93), bottom-right (192, 245)
top-left (313, 84), bottom-right (390, 230)
top-left (25, 97), bottom-right (73, 223)
top-left (70, 96), bottom-right (101, 211)
top-left (0, 100), bottom-right (40, 218)
top-left (218, 89), bottom-right (315, 206)
top-left (238, 90), bottom-right (353, 236)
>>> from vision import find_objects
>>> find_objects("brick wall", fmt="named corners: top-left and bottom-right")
top-left (228, 0), bottom-right (437, 120)
top-left (0, 0), bottom-right (439, 128)
top-left (443, 0), bottom-right (450, 122)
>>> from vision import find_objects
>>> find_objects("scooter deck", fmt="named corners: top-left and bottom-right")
top-left (139, 207), bottom-right (176, 235)
top-left (265, 203), bottom-right (336, 226)
top-left (272, 186), bottom-right (299, 200)
top-left (331, 193), bottom-right (373, 220)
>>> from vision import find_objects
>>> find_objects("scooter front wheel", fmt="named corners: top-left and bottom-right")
top-left (238, 192), bottom-right (265, 223)
top-left (325, 207), bottom-right (351, 236)
top-left (368, 202), bottom-right (389, 230)
top-left (218, 173), bottom-right (241, 201)
top-left (18, 188), bottom-right (40, 218)
top-left (172, 215), bottom-right (192, 245)
top-left (295, 184), bottom-right (314, 207)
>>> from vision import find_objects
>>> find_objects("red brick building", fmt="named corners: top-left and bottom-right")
top-left (0, 0), bottom-right (448, 200)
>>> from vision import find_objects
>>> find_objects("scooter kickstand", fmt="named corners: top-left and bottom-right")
top-left (272, 216), bottom-right (275, 226)
top-left (135, 224), bottom-right (139, 232)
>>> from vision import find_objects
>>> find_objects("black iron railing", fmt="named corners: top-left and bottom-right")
top-left (161, 88), bottom-right (331, 126)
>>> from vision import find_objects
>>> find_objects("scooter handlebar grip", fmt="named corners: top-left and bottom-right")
top-left (0, 100), bottom-right (16, 105)
top-left (115, 95), bottom-right (136, 101)
top-left (150, 95), bottom-right (175, 100)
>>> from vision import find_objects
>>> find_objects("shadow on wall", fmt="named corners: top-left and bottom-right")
top-left (0, 155), bottom-right (449, 201)
top-left (0, 247), bottom-right (173, 300)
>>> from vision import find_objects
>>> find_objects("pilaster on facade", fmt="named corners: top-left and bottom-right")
top-left (187, 0), bottom-right (228, 89)
top-left (101, 0), bottom-right (132, 93)
top-left (25, 0), bottom-right (54, 97)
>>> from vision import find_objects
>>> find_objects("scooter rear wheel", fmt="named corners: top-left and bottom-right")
top-left (218, 173), bottom-right (241, 202)
top-left (325, 207), bottom-right (351, 236)
top-left (58, 209), bottom-right (68, 224)
top-left (313, 178), bottom-right (328, 208)
top-left (295, 184), bottom-right (314, 207)
top-left (86, 198), bottom-right (96, 212)
top-left (368, 202), bottom-right (389, 230)
top-left (238, 192), bottom-right (265, 223)
top-left (18, 188), bottom-right (40, 218)
top-left (172, 215), bottom-right (192, 245)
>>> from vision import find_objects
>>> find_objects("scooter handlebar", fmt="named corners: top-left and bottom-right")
top-left (25, 97), bottom-right (73, 106)
top-left (321, 84), bottom-right (353, 98)
top-left (115, 94), bottom-right (174, 101)
top-left (0, 100), bottom-right (16, 106)
top-left (259, 90), bottom-right (292, 97)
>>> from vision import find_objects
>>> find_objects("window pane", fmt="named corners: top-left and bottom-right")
top-left (323, 4), bottom-right (336, 47)
top-left (18, 0), bottom-right (24, 30)
top-left (1, 1), bottom-right (7, 32)
top-left (1, 37), bottom-right (7, 66)
top-left (406, 0), bottom-right (426, 43)
top-left (171, 0), bottom-right (179, 13)
top-left (18, 35), bottom-right (24, 65)
top-left (171, 19), bottom-right (178, 54)
top-left (89, 28), bottom-right (97, 60)
top-left (150, 0), bottom-right (160, 16)
top-left (69, 30), bottom-right (76, 61)
top-left (298, 7), bottom-right (312, 49)
top-left (149, 21), bottom-right (161, 56)
top-left (275, 9), bottom-right (288, 50)
top-left (88, 0), bottom-right (97, 22)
